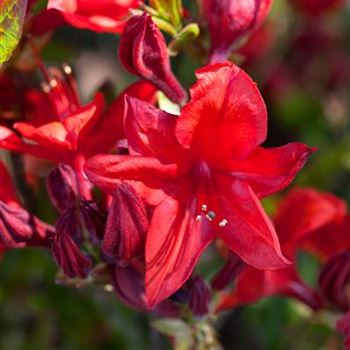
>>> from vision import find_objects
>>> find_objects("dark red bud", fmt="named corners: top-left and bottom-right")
top-left (80, 199), bottom-right (106, 245)
top-left (102, 182), bottom-right (148, 266)
top-left (211, 253), bottom-right (246, 291)
top-left (119, 13), bottom-right (187, 104)
top-left (111, 260), bottom-right (180, 316)
top-left (0, 202), bottom-right (51, 247)
top-left (112, 261), bottom-right (147, 310)
top-left (201, 0), bottom-right (273, 63)
top-left (47, 164), bottom-right (78, 211)
top-left (56, 208), bottom-right (83, 244)
top-left (51, 231), bottom-right (93, 278)
top-left (189, 276), bottom-right (212, 317)
top-left (337, 311), bottom-right (350, 350)
top-left (319, 251), bottom-right (350, 311)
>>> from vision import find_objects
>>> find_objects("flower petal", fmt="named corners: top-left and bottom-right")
top-left (217, 266), bottom-right (322, 311)
top-left (124, 96), bottom-right (188, 162)
top-left (0, 161), bottom-right (19, 206)
top-left (0, 126), bottom-right (68, 162)
top-left (14, 121), bottom-right (71, 149)
top-left (216, 178), bottom-right (289, 269)
top-left (88, 81), bottom-right (156, 152)
top-left (145, 193), bottom-right (215, 307)
top-left (229, 143), bottom-right (316, 198)
top-left (176, 61), bottom-right (267, 162)
top-left (274, 187), bottom-right (347, 258)
top-left (85, 154), bottom-right (181, 193)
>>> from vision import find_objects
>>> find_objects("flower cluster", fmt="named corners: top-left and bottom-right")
top-left (0, 0), bottom-right (349, 348)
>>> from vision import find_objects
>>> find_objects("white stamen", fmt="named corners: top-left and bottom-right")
top-left (50, 79), bottom-right (58, 88)
top-left (196, 215), bottom-right (202, 222)
top-left (62, 63), bottom-right (72, 75)
top-left (218, 219), bottom-right (228, 227)
top-left (41, 82), bottom-right (51, 93)
top-left (201, 204), bottom-right (208, 212)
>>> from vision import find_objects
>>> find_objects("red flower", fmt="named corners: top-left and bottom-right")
top-left (217, 187), bottom-right (347, 311)
top-left (290, 0), bottom-right (344, 16)
top-left (0, 161), bottom-right (52, 249)
top-left (32, 0), bottom-right (140, 34)
top-left (201, 0), bottom-right (273, 63)
top-left (0, 66), bottom-right (156, 165)
top-left (85, 62), bottom-right (314, 307)
top-left (119, 13), bottom-right (187, 104)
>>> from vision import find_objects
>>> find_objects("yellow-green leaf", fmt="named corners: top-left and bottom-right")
top-left (150, 0), bottom-right (183, 31)
top-left (0, 0), bottom-right (28, 65)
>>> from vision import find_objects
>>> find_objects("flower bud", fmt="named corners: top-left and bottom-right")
top-left (189, 276), bottom-right (211, 317)
top-left (111, 260), bottom-right (179, 315)
top-left (0, 202), bottom-right (33, 247)
top-left (51, 231), bottom-right (93, 278)
top-left (119, 13), bottom-right (187, 104)
top-left (201, 0), bottom-right (273, 63)
top-left (47, 164), bottom-right (78, 211)
top-left (0, 202), bottom-right (51, 247)
top-left (102, 182), bottom-right (148, 265)
top-left (80, 199), bottom-right (106, 245)
top-left (112, 261), bottom-right (147, 310)
top-left (55, 208), bottom-right (83, 244)
top-left (319, 251), bottom-right (350, 311)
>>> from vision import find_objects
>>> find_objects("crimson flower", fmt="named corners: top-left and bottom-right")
top-left (85, 61), bottom-right (314, 307)
top-left (201, 0), bottom-right (273, 63)
top-left (290, 0), bottom-right (344, 16)
top-left (0, 161), bottom-right (52, 249)
top-left (217, 187), bottom-right (347, 311)
top-left (32, 0), bottom-right (140, 34)
top-left (0, 66), bottom-right (156, 165)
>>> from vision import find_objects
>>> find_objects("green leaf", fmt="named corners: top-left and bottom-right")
top-left (168, 23), bottom-right (200, 56)
top-left (152, 318), bottom-right (194, 350)
top-left (0, 0), bottom-right (28, 65)
top-left (150, 0), bottom-right (183, 31)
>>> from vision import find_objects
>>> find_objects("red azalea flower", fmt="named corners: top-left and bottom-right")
top-left (201, 0), bottom-right (273, 63)
top-left (31, 0), bottom-right (140, 34)
top-left (217, 187), bottom-right (347, 311)
top-left (0, 66), bottom-right (156, 165)
top-left (0, 161), bottom-right (52, 249)
top-left (290, 0), bottom-right (344, 16)
top-left (85, 61), bottom-right (315, 307)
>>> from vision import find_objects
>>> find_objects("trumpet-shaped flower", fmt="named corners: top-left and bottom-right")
top-left (85, 62), bottom-right (315, 307)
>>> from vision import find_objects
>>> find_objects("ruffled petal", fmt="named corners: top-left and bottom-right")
top-left (14, 122), bottom-right (71, 149)
top-left (0, 126), bottom-right (68, 162)
top-left (176, 61), bottom-right (267, 163)
top-left (85, 154), bottom-right (182, 193)
top-left (274, 188), bottom-right (347, 258)
top-left (145, 193), bottom-right (215, 307)
top-left (217, 266), bottom-right (322, 311)
top-left (124, 96), bottom-right (188, 162)
top-left (216, 177), bottom-right (289, 269)
top-left (229, 143), bottom-right (316, 198)
top-left (87, 81), bottom-right (156, 153)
